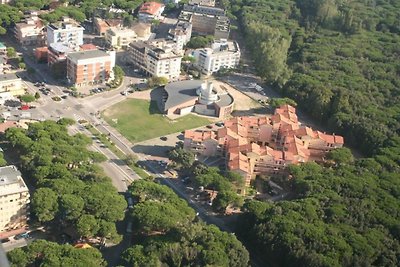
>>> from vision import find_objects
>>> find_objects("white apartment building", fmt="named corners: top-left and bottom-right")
top-left (0, 166), bottom-right (30, 233)
top-left (168, 21), bottom-right (192, 50)
top-left (14, 12), bottom-right (46, 46)
top-left (47, 17), bottom-right (84, 50)
top-left (192, 39), bottom-right (240, 75)
top-left (128, 39), bottom-right (182, 80)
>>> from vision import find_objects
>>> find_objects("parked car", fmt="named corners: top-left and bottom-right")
top-left (127, 197), bottom-right (133, 209)
top-left (14, 232), bottom-right (29, 240)
top-left (160, 136), bottom-right (168, 141)
top-left (19, 105), bottom-right (29, 110)
top-left (1, 238), bottom-right (10, 243)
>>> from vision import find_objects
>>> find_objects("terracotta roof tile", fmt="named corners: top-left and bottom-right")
top-left (139, 2), bottom-right (164, 15)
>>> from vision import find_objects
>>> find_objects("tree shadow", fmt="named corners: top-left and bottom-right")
top-left (133, 144), bottom-right (173, 157)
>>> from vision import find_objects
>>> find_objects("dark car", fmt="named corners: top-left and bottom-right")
top-left (160, 136), bottom-right (168, 141)
top-left (14, 232), bottom-right (29, 240)
top-left (1, 238), bottom-right (10, 243)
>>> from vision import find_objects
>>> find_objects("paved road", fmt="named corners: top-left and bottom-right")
top-left (12, 46), bottom-right (265, 266)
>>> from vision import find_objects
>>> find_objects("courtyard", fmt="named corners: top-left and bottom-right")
top-left (102, 99), bottom-right (212, 143)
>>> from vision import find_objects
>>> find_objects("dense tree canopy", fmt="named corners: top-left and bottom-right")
top-left (5, 121), bottom-right (126, 242)
top-left (220, 0), bottom-right (400, 265)
top-left (0, 5), bottom-right (22, 34)
top-left (8, 240), bottom-right (106, 267)
top-left (122, 180), bottom-right (250, 267)
top-left (168, 147), bottom-right (195, 169)
top-left (238, 160), bottom-right (400, 266)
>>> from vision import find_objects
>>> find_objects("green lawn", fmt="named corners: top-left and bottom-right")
top-left (102, 99), bottom-right (211, 143)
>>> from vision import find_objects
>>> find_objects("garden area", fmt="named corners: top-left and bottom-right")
top-left (102, 99), bottom-right (211, 143)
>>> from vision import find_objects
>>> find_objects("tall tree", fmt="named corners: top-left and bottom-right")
top-left (31, 188), bottom-right (59, 222)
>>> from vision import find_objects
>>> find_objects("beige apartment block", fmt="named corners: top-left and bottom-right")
top-left (0, 166), bottom-right (30, 233)
top-left (0, 74), bottom-right (25, 96)
top-left (14, 12), bottom-right (46, 46)
top-left (105, 24), bottom-right (151, 49)
top-left (180, 4), bottom-right (230, 39)
top-left (128, 39), bottom-right (182, 81)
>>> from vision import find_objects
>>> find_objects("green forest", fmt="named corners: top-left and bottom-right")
top-left (219, 0), bottom-right (400, 265)
top-left (8, 240), bottom-right (106, 266)
top-left (5, 120), bottom-right (126, 242)
top-left (121, 180), bottom-right (250, 267)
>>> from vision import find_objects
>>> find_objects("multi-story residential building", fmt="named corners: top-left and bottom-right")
top-left (105, 27), bottom-right (138, 49)
top-left (14, 12), bottom-right (46, 46)
top-left (189, 0), bottom-right (215, 6)
top-left (192, 39), bottom-right (240, 75)
top-left (138, 2), bottom-right (165, 22)
top-left (0, 166), bottom-right (30, 234)
top-left (180, 4), bottom-right (230, 39)
top-left (128, 39), bottom-right (182, 80)
top-left (47, 43), bottom-right (73, 66)
top-left (66, 49), bottom-right (116, 87)
top-left (105, 24), bottom-right (152, 49)
top-left (184, 105), bottom-right (344, 186)
top-left (168, 21), bottom-right (192, 50)
top-left (47, 17), bottom-right (84, 50)
top-left (0, 74), bottom-right (25, 96)
top-left (93, 17), bottom-right (123, 36)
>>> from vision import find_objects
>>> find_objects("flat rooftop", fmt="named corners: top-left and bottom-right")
top-left (0, 73), bottom-right (20, 81)
top-left (163, 80), bottom-right (203, 111)
top-left (49, 43), bottom-right (73, 53)
top-left (67, 49), bottom-right (110, 61)
top-left (0, 166), bottom-right (22, 186)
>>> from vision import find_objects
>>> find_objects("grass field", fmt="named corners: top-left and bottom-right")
top-left (102, 99), bottom-right (211, 143)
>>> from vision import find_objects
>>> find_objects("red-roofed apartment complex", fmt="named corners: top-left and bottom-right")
top-left (184, 105), bottom-right (344, 186)
top-left (138, 2), bottom-right (165, 22)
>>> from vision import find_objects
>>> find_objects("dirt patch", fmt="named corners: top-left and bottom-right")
top-left (130, 90), bottom-right (152, 100)
top-left (212, 80), bottom-right (262, 111)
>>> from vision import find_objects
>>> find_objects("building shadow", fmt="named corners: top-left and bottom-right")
top-left (149, 87), bottom-right (165, 114)
top-left (231, 107), bottom-right (267, 116)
